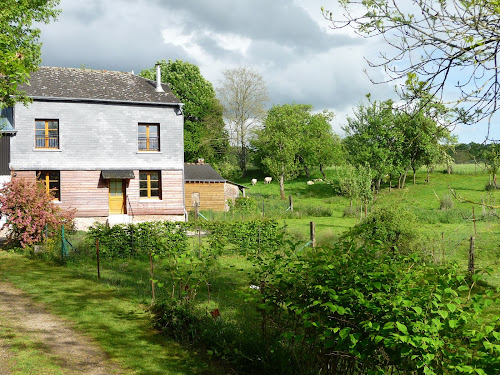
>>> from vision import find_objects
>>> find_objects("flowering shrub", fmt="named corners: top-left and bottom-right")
top-left (0, 178), bottom-right (75, 247)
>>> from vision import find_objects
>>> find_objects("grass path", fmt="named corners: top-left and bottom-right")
top-left (0, 281), bottom-right (125, 375)
top-left (0, 252), bottom-right (226, 375)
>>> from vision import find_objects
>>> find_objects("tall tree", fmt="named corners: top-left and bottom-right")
top-left (0, 0), bottom-right (60, 108)
top-left (323, 0), bottom-right (500, 137)
top-left (217, 66), bottom-right (269, 174)
top-left (253, 104), bottom-right (310, 200)
top-left (343, 98), bottom-right (399, 191)
top-left (140, 60), bottom-right (228, 163)
top-left (298, 110), bottom-right (342, 179)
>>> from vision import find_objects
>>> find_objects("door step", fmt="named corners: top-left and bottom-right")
top-left (106, 214), bottom-right (132, 227)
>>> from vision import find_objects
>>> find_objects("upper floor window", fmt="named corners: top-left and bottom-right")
top-left (138, 124), bottom-right (159, 151)
top-left (35, 120), bottom-right (59, 149)
top-left (139, 171), bottom-right (160, 199)
top-left (37, 171), bottom-right (60, 201)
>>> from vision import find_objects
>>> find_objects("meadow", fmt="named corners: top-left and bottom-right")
top-left (1, 163), bottom-right (498, 374)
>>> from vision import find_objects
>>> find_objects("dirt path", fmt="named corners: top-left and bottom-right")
top-left (0, 281), bottom-right (128, 375)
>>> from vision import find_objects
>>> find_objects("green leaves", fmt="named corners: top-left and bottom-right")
top-left (0, 0), bottom-right (60, 108)
top-left (252, 238), bottom-right (500, 374)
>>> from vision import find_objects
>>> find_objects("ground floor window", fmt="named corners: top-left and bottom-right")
top-left (36, 171), bottom-right (60, 200)
top-left (139, 171), bottom-right (160, 199)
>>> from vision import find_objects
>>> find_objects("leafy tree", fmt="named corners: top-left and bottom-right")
top-left (485, 145), bottom-right (500, 188)
top-left (298, 110), bottom-right (342, 179)
top-left (0, 178), bottom-right (74, 248)
top-left (323, 0), bottom-right (500, 134)
top-left (140, 60), bottom-right (228, 163)
top-left (217, 66), bottom-right (269, 174)
top-left (253, 104), bottom-right (311, 200)
top-left (343, 98), bottom-right (399, 191)
top-left (0, 0), bottom-right (60, 108)
top-left (395, 88), bottom-right (454, 187)
top-left (338, 164), bottom-right (373, 218)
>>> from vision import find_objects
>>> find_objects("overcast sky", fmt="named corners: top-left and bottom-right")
top-left (37, 0), bottom-right (498, 144)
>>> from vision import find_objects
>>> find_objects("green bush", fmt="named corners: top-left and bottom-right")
top-left (251, 239), bottom-right (500, 374)
top-left (346, 205), bottom-right (419, 253)
top-left (230, 196), bottom-right (259, 213)
top-left (440, 194), bottom-right (454, 210)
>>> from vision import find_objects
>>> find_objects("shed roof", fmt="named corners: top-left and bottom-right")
top-left (184, 163), bottom-right (225, 182)
top-left (184, 163), bottom-right (248, 189)
top-left (18, 67), bottom-right (181, 105)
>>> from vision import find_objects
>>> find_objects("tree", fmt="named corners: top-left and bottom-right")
top-left (140, 60), bottom-right (228, 163)
top-left (395, 86), bottom-right (454, 187)
top-left (323, 0), bottom-right (500, 136)
top-left (217, 66), bottom-right (269, 174)
top-left (0, 0), bottom-right (60, 108)
top-left (298, 110), bottom-right (343, 179)
top-left (0, 178), bottom-right (74, 248)
top-left (253, 104), bottom-right (311, 200)
top-left (343, 98), bottom-right (399, 191)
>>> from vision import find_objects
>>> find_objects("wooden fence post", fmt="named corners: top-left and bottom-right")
top-left (310, 221), bottom-right (316, 248)
top-left (472, 207), bottom-right (477, 236)
top-left (468, 236), bottom-right (475, 275)
top-left (150, 251), bottom-right (155, 302)
top-left (96, 238), bottom-right (100, 280)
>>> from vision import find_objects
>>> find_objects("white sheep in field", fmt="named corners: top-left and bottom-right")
top-left (307, 180), bottom-right (314, 185)
top-left (264, 177), bottom-right (272, 184)
top-left (312, 178), bottom-right (323, 182)
top-left (251, 178), bottom-right (257, 186)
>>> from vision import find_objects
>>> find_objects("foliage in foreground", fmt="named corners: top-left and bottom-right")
top-left (0, 178), bottom-right (74, 247)
top-left (150, 235), bottom-right (499, 375)
top-left (253, 240), bottom-right (500, 374)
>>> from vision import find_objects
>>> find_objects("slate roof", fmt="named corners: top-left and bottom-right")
top-left (18, 67), bottom-right (181, 105)
top-left (184, 163), bottom-right (248, 189)
top-left (184, 163), bottom-right (225, 182)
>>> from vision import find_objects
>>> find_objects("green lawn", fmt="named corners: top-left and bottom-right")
top-left (0, 252), bottom-right (226, 375)
top-left (229, 164), bottom-right (500, 286)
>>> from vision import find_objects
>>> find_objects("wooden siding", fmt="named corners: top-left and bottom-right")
top-left (60, 171), bottom-right (108, 217)
top-left (12, 170), bottom-right (184, 218)
top-left (185, 182), bottom-right (226, 211)
top-left (0, 136), bottom-right (10, 175)
top-left (127, 170), bottom-right (184, 215)
top-left (12, 170), bottom-right (35, 179)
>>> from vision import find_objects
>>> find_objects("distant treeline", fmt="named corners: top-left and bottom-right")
top-left (452, 142), bottom-right (498, 163)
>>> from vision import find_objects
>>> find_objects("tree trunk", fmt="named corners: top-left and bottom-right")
top-left (401, 167), bottom-right (410, 189)
top-left (426, 168), bottom-right (430, 183)
top-left (240, 140), bottom-right (246, 175)
top-left (413, 168), bottom-right (416, 185)
top-left (375, 178), bottom-right (381, 192)
top-left (280, 173), bottom-right (286, 200)
top-left (304, 165), bottom-right (310, 178)
top-left (398, 173), bottom-right (402, 189)
top-left (320, 164), bottom-right (326, 179)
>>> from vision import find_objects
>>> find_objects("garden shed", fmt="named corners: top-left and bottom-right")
top-left (184, 160), bottom-right (246, 211)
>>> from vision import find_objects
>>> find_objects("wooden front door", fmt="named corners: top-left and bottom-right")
top-left (109, 179), bottom-right (126, 214)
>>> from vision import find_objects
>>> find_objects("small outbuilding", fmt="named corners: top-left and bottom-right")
top-left (184, 160), bottom-right (247, 211)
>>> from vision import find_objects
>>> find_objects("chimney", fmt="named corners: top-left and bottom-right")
top-left (155, 63), bottom-right (164, 92)
top-left (197, 158), bottom-right (205, 164)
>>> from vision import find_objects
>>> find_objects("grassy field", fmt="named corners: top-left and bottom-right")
top-left (0, 163), bottom-right (498, 374)
top-left (224, 164), bottom-right (499, 285)
top-left (0, 252), bottom-right (227, 375)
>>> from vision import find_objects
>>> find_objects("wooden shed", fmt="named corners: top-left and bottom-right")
top-left (184, 161), bottom-right (246, 211)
